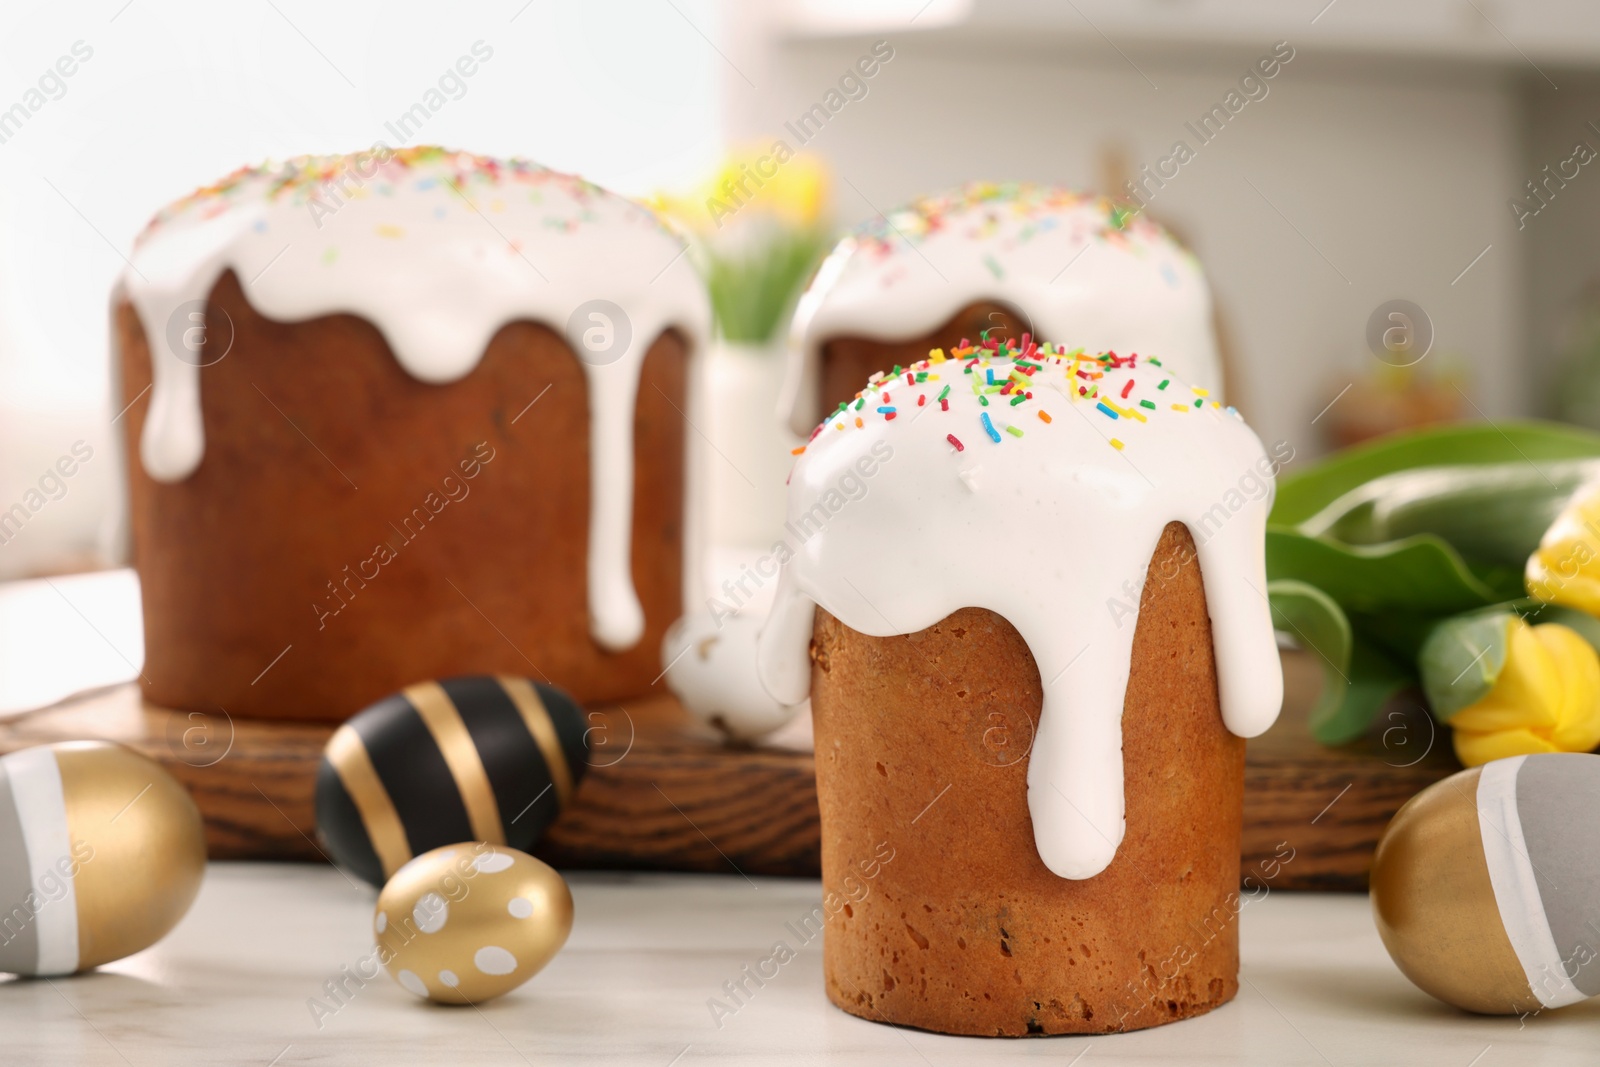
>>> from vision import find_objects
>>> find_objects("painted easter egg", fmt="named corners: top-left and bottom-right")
top-left (0, 741), bottom-right (206, 976)
top-left (662, 609), bottom-right (798, 741)
top-left (316, 676), bottom-right (587, 887)
top-left (375, 843), bottom-right (572, 1004)
top-left (1371, 752), bottom-right (1600, 1014)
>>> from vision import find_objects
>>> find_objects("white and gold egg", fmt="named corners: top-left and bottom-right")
top-left (0, 741), bottom-right (206, 976)
top-left (375, 843), bottom-right (572, 1004)
top-left (1373, 752), bottom-right (1600, 1014)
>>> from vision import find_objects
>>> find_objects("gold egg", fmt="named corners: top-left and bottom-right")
top-left (0, 741), bottom-right (207, 976)
top-left (1372, 754), bottom-right (1600, 1014)
top-left (375, 843), bottom-right (572, 1005)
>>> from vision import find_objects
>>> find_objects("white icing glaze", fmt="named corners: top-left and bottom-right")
top-left (756, 346), bottom-right (1281, 879)
top-left (781, 184), bottom-right (1222, 436)
top-left (121, 148), bottom-right (708, 651)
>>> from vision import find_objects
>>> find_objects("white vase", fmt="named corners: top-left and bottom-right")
top-left (703, 339), bottom-right (800, 552)
top-left (667, 339), bottom-right (808, 741)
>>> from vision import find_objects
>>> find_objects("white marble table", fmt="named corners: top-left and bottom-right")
top-left (4, 864), bottom-right (1595, 1066)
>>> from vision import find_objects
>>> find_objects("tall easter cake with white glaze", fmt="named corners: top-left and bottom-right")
top-left (115, 147), bottom-right (708, 721)
top-left (780, 183), bottom-right (1224, 436)
top-left (757, 337), bottom-right (1283, 1035)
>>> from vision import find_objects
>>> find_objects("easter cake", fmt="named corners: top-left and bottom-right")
top-left (780, 183), bottom-right (1225, 436)
top-left (757, 338), bottom-right (1284, 1035)
top-left (115, 147), bottom-right (708, 721)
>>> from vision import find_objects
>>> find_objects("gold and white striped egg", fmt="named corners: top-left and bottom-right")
top-left (0, 741), bottom-right (206, 976)
top-left (1372, 752), bottom-right (1600, 1014)
top-left (374, 843), bottom-right (572, 1004)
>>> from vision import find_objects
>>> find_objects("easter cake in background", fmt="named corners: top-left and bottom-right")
top-left (780, 183), bottom-right (1225, 437)
top-left (114, 147), bottom-right (708, 721)
top-left (758, 339), bottom-right (1283, 1034)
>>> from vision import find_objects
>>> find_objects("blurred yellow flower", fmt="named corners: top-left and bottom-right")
top-left (717, 150), bottom-right (826, 229)
top-left (656, 145), bottom-right (830, 235)
top-left (1526, 482), bottom-right (1600, 613)
top-left (650, 147), bottom-right (834, 343)
top-left (1449, 618), bottom-right (1600, 766)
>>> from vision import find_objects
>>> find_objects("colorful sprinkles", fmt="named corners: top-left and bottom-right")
top-left (799, 336), bottom-right (1236, 462)
top-left (852, 181), bottom-right (1180, 262)
top-left (134, 145), bottom-right (661, 247)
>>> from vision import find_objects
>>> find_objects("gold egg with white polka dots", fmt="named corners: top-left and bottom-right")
top-left (374, 843), bottom-right (572, 1005)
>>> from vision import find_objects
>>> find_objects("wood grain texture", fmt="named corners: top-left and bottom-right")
top-left (0, 650), bottom-right (1458, 889)
top-left (1239, 652), bottom-right (1459, 891)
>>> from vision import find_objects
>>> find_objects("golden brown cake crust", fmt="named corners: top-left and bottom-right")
top-left (116, 270), bottom-right (686, 721)
top-left (819, 301), bottom-right (1027, 415)
top-left (810, 521), bottom-right (1244, 1036)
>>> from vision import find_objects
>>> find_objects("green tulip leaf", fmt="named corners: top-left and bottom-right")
top-left (703, 230), bottom-right (832, 344)
top-left (1271, 421), bottom-right (1600, 528)
top-left (1418, 611), bottom-right (1512, 722)
top-left (1266, 529), bottom-right (1517, 615)
top-left (1349, 608), bottom-right (1462, 664)
top-left (1268, 579), bottom-right (1413, 746)
top-left (1297, 459), bottom-right (1600, 569)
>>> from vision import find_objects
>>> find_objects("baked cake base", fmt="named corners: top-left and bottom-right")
top-left (810, 522), bottom-right (1245, 1036)
top-left (116, 271), bottom-right (687, 721)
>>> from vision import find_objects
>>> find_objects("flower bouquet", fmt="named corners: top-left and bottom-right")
top-left (652, 147), bottom-right (832, 344)
top-left (1267, 421), bottom-right (1600, 765)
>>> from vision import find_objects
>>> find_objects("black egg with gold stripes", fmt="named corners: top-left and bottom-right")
top-left (316, 675), bottom-right (587, 888)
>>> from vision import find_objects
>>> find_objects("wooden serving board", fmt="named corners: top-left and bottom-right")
top-left (0, 650), bottom-right (1458, 890)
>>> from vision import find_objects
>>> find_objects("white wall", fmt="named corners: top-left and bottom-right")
top-left (1522, 71), bottom-right (1600, 416)
top-left (727, 24), bottom-right (1525, 458)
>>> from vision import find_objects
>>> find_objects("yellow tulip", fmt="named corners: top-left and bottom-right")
top-left (1450, 619), bottom-right (1600, 766)
top-left (654, 146), bottom-right (830, 237)
top-left (725, 151), bottom-right (827, 229)
top-left (1526, 483), bottom-right (1600, 614)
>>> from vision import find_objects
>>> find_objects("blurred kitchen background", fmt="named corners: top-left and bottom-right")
top-left (6, 0), bottom-right (1600, 584)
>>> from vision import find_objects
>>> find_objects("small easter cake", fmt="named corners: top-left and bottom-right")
top-left (780, 183), bottom-right (1224, 436)
top-left (114, 147), bottom-right (708, 721)
top-left (757, 337), bottom-right (1284, 1035)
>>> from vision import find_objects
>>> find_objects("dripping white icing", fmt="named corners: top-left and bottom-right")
top-left (780, 184), bottom-right (1222, 437)
top-left (121, 149), bottom-right (708, 652)
top-left (756, 348), bottom-right (1282, 880)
